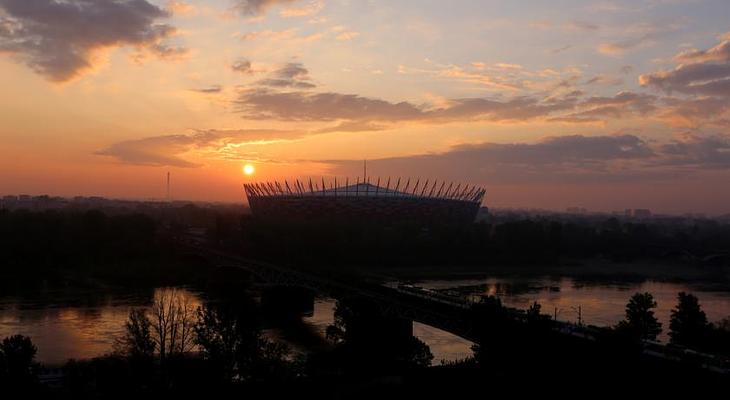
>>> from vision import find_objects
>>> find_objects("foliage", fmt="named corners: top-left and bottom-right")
top-left (616, 292), bottom-right (662, 341)
top-left (0, 335), bottom-right (39, 387)
top-left (326, 297), bottom-right (433, 371)
top-left (669, 292), bottom-right (710, 347)
top-left (194, 298), bottom-right (261, 381)
top-left (115, 308), bottom-right (156, 360)
top-left (116, 289), bottom-right (197, 365)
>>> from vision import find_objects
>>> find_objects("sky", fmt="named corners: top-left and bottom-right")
top-left (1, 0), bottom-right (730, 214)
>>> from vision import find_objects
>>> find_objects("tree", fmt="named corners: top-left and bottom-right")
top-left (195, 296), bottom-right (292, 383)
top-left (149, 289), bottom-right (197, 363)
top-left (717, 316), bottom-right (730, 332)
top-left (115, 308), bottom-right (156, 359)
top-left (669, 292), bottom-right (710, 348)
top-left (0, 335), bottom-right (39, 386)
top-left (194, 299), bottom-right (260, 381)
top-left (326, 298), bottom-right (433, 369)
top-left (616, 292), bottom-right (662, 340)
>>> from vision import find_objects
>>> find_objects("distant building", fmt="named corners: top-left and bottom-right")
top-left (632, 209), bottom-right (652, 218)
top-left (244, 178), bottom-right (486, 226)
top-left (566, 207), bottom-right (588, 214)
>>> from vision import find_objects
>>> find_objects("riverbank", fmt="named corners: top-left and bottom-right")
top-left (368, 260), bottom-right (730, 289)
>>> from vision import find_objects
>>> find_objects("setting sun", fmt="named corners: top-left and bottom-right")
top-left (243, 164), bottom-right (255, 176)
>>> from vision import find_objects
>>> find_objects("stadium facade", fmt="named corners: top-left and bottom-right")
top-left (244, 178), bottom-right (486, 225)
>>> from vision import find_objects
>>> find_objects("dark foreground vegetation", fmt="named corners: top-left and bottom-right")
top-left (2, 286), bottom-right (729, 397)
top-left (2, 205), bottom-right (730, 396)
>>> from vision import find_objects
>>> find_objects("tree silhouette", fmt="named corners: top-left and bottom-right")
top-left (194, 299), bottom-right (260, 382)
top-left (326, 298), bottom-right (433, 370)
top-left (150, 288), bottom-right (197, 363)
top-left (669, 292), bottom-right (710, 348)
top-left (115, 308), bottom-right (156, 360)
top-left (0, 335), bottom-right (39, 387)
top-left (616, 292), bottom-right (662, 340)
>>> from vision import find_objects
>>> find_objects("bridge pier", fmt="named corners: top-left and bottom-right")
top-left (261, 286), bottom-right (315, 319)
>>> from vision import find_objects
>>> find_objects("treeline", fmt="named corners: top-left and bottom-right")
top-left (4, 206), bottom-right (730, 287)
top-left (465, 292), bottom-right (730, 390)
top-left (0, 209), bottom-right (209, 288)
top-left (234, 215), bottom-right (730, 268)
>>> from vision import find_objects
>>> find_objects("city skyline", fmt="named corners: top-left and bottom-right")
top-left (2, 0), bottom-right (730, 213)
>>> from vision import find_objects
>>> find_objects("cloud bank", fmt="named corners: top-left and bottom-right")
top-left (0, 0), bottom-right (185, 81)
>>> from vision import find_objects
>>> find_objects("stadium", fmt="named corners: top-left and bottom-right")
top-left (244, 178), bottom-right (486, 226)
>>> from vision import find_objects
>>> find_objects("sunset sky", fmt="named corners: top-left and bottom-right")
top-left (1, 0), bottom-right (730, 213)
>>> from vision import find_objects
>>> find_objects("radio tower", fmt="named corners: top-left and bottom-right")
top-left (166, 171), bottom-right (171, 202)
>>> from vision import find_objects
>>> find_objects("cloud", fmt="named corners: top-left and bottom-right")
top-left (674, 33), bottom-right (730, 64)
top-left (551, 45), bottom-right (573, 54)
top-left (584, 74), bottom-right (624, 86)
top-left (639, 62), bottom-right (730, 97)
top-left (238, 28), bottom-right (323, 43)
top-left (398, 61), bottom-right (584, 93)
top-left (232, 59), bottom-right (253, 74)
top-left (530, 20), bottom-right (599, 32)
top-left (97, 129), bottom-right (309, 167)
top-left (335, 30), bottom-right (360, 41)
top-left (190, 85), bottom-right (223, 94)
top-left (279, 0), bottom-right (323, 18)
top-left (233, 0), bottom-right (298, 16)
top-left (638, 32), bottom-right (730, 127)
top-left (233, 84), bottom-right (662, 126)
top-left (597, 21), bottom-right (685, 56)
top-left (256, 79), bottom-right (316, 89)
top-left (255, 62), bottom-right (316, 88)
top-left (315, 120), bottom-right (387, 133)
top-left (659, 133), bottom-right (730, 168)
top-left (166, 0), bottom-right (195, 15)
top-left (450, 134), bottom-right (653, 164)
top-left (325, 135), bottom-right (659, 185)
top-left (657, 97), bottom-right (730, 127)
top-left (549, 92), bottom-right (656, 123)
top-left (235, 89), bottom-right (425, 121)
top-left (326, 132), bottom-right (730, 186)
top-left (0, 0), bottom-right (185, 81)
top-left (331, 25), bottom-right (359, 41)
top-left (598, 34), bottom-right (653, 56)
top-left (563, 20), bottom-right (599, 32)
top-left (96, 134), bottom-right (204, 168)
top-left (582, 91), bottom-right (656, 111)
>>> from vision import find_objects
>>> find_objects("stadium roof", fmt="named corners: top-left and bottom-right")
top-left (308, 182), bottom-right (416, 198)
top-left (244, 178), bottom-right (486, 204)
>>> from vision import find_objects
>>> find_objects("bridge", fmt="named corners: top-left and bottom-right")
top-left (178, 236), bottom-right (730, 374)
top-left (180, 237), bottom-right (478, 341)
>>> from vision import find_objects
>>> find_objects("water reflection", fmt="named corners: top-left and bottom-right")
top-left (0, 288), bottom-right (201, 365)
top-left (0, 291), bottom-right (473, 365)
top-left (4, 278), bottom-right (719, 365)
top-left (418, 277), bottom-right (730, 340)
top-left (300, 298), bottom-right (473, 363)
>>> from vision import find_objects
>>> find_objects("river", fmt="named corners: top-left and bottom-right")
top-left (1, 277), bottom-right (729, 365)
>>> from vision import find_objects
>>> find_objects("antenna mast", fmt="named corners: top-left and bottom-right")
top-left (363, 159), bottom-right (367, 181)
top-left (166, 171), bottom-right (170, 202)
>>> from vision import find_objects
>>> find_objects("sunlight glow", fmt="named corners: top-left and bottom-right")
top-left (243, 164), bottom-right (255, 176)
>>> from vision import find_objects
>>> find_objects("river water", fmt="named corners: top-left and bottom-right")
top-left (1, 277), bottom-right (729, 365)
top-left (415, 277), bottom-right (730, 337)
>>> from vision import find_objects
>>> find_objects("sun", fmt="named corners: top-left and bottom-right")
top-left (243, 164), bottom-right (255, 176)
